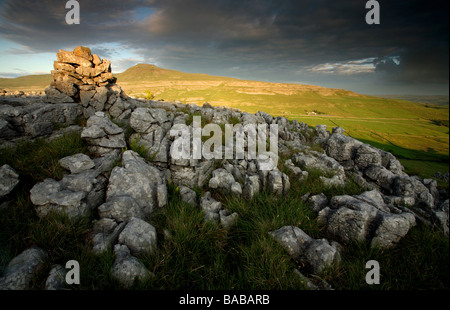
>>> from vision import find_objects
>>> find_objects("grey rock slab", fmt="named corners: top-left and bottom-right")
top-left (243, 174), bottom-right (261, 200)
top-left (60, 169), bottom-right (100, 193)
top-left (269, 226), bottom-right (312, 259)
top-left (85, 112), bottom-right (123, 135)
top-left (325, 133), bottom-right (363, 164)
top-left (270, 226), bottom-right (341, 274)
top-left (30, 179), bottom-right (86, 207)
top-left (303, 239), bottom-right (341, 274)
top-left (45, 86), bottom-right (74, 104)
top-left (267, 170), bottom-right (284, 195)
top-left (59, 153), bottom-right (95, 174)
top-left (98, 195), bottom-right (145, 222)
top-left (318, 206), bottom-right (372, 244)
top-left (200, 192), bottom-right (222, 214)
top-left (130, 108), bottom-right (157, 133)
top-left (320, 174), bottom-right (346, 188)
top-left (354, 144), bottom-right (382, 170)
top-left (94, 134), bottom-right (126, 149)
top-left (230, 181), bottom-right (243, 196)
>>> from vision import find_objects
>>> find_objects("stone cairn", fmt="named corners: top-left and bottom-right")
top-left (45, 46), bottom-right (132, 120)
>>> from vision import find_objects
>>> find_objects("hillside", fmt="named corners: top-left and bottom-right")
top-left (1, 64), bottom-right (448, 178)
top-left (0, 74), bottom-right (52, 90)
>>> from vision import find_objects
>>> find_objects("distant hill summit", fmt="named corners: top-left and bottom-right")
top-left (117, 63), bottom-right (245, 83)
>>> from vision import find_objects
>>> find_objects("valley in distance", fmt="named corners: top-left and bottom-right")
top-left (1, 63), bottom-right (448, 182)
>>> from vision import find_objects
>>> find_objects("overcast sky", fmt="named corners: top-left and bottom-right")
top-left (0, 0), bottom-right (448, 95)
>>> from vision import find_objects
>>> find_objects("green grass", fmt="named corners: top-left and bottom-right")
top-left (0, 132), bottom-right (92, 288)
top-left (0, 131), bottom-right (88, 185)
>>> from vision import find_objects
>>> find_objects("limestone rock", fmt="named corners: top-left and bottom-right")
top-left (98, 195), bottom-right (145, 222)
top-left (59, 153), bottom-right (95, 174)
top-left (45, 86), bottom-right (74, 104)
top-left (317, 191), bottom-right (416, 248)
top-left (0, 164), bottom-right (19, 197)
top-left (106, 150), bottom-right (167, 216)
top-left (118, 217), bottom-right (157, 256)
top-left (91, 220), bottom-right (125, 254)
top-left (270, 226), bottom-right (341, 274)
top-left (30, 178), bottom-right (89, 219)
top-left (44, 265), bottom-right (66, 290)
top-left (0, 247), bottom-right (47, 290)
top-left (307, 193), bottom-right (329, 213)
top-left (111, 244), bottom-right (153, 289)
top-left (179, 185), bottom-right (197, 206)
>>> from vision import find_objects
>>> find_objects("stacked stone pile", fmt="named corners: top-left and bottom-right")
top-left (45, 46), bottom-right (132, 120)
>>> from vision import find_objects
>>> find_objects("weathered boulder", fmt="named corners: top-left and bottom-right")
top-left (0, 247), bottom-right (47, 290)
top-left (106, 150), bottom-right (167, 216)
top-left (209, 168), bottom-right (236, 191)
top-left (325, 132), bottom-right (363, 166)
top-left (243, 174), bottom-right (261, 200)
top-left (81, 112), bottom-right (126, 156)
top-left (118, 217), bottom-right (157, 256)
top-left (179, 185), bottom-right (197, 206)
top-left (45, 86), bottom-right (74, 104)
top-left (317, 190), bottom-right (416, 248)
top-left (111, 244), bottom-right (153, 289)
top-left (354, 144), bottom-right (382, 170)
top-left (307, 193), bottom-right (329, 213)
top-left (200, 191), bottom-right (223, 223)
top-left (30, 159), bottom-right (104, 220)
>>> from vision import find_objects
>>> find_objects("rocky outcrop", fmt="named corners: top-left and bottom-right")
top-left (317, 190), bottom-right (416, 248)
top-left (0, 99), bottom-right (83, 143)
top-left (30, 153), bottom-right (106, 220)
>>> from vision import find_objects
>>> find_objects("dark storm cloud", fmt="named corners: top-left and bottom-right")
top-left (0, 0), bottom-right (448, 92)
